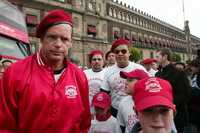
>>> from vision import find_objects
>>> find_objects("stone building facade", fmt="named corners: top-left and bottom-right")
top-left (8, 0), bottom-right (200, 66)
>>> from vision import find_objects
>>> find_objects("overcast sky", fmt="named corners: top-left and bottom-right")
top-left (118, 0), bottom-right (200, 38)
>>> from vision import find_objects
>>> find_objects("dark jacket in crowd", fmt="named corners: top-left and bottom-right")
top-left (156, 64), bottom-right (191, 106)
top-left (155, 64), bottom-right (191, 133)
top-left (188, 71), bottom-right (200, 132)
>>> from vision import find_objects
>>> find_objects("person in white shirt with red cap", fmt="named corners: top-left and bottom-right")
top-left (101, 38), bottom-right (147, 117)
top-left (142, 58), bottom-right (158, 77)
top-left (84, 50), bottom-right (105, 107)
top-left (117, 69), bottom-right (149, 133)
top-left (89, 92), bottom-right (122, 133)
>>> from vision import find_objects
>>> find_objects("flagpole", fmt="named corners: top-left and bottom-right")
top-left (182, 0), bottom-right (185, 22)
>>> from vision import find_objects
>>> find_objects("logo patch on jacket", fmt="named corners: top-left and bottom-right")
top-left (65, 85), bottom-right (78, 98)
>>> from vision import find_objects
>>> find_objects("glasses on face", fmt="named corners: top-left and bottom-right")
top-left (92, 58), bottom-right (102, 61)
top-left (114, 49), bottom-right (128, 54)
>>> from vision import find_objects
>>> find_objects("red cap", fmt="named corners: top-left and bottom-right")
top-left (92, 92), bottom-right (111, 109)
top-left (142, 58), bottom-right (157, 64)
top-left (36, 9), bottom-right (73, 38)
top-left (120, 69), bottom-right (149, 80)
top-left (111, 38), bottom-right (129, 52)
top-left (133, 77), bottom-right (176, 112)
top-left (88, 50), bottom-right (103, 63)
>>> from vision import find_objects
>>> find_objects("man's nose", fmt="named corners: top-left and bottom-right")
top-left (54, 38), bottom-right (63, 47)
top-left (151, 112), bottom-right (162, 122)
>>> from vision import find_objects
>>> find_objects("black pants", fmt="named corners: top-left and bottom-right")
top-left (111, 106), bottom-right (118, 118)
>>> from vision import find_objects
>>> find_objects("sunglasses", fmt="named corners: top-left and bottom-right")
top-left (92, 58), bottom-right (102, 61)
top-left (114, 49), bottom-right (128, 54)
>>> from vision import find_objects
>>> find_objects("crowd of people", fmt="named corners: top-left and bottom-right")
top-left (0, 9), bottom-right (200, 133)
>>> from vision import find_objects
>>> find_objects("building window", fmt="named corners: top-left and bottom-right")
top-left (150, 51), bottom-right (153, 58)
top-left (135, 18), bottom-right (138, 25)
top-left (132, 34), bottom-right (137, 42)
top-left (26, 14), bottom-right (38, 26)
top-left (133, 17), bottom-right (136, 24)
top-left (122, 12), bottom-right (125, 21)
top-left (130, 16), bottom-right (132, 23)
top-left (124, 32), bottom-right (130, 41)
top-left (141, 20), bottom-right (143, 27)
top-left (73, 17), bottom-right (79, 28)
top-left (88, 2), bottom-right (93, 11)
top-left (109, 8), bottom-right (113, 16)
top-left (26, 14), bottom-right (38, 37)
top-left (88, 0), bottom-right (96, 12)
top-left (138, 35), bottom-right (144, 43)
top-left (113, 30), bottom-right (120, 39)
top-left (102, 24), bottom-right (107, 34)
top-left (118, 11), bottom-right (122, 20)
top-left (126, 14), bottom-right (130, 22)
top-left (96, 3), bottom-right (101, 14)
top-left (87, 25), bottom-right (96, 37)
top-left (113, 9), bottom-right (116, 18)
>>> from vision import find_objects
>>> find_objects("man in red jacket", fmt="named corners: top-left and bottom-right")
top-left (0, 9), bottom-right (91, 133)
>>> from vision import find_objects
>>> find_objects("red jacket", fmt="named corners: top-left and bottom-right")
top-left (0, 54), bottom-right (91, 133)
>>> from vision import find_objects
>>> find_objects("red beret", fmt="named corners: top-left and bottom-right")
top-left (142, 58), bottom-right (157, 64)
top-left (36, 9), bottom-right (73, 38)
top-left (111, 38), bottom-right (130, 52)
top-left (88, 50), bottom-right (103, 63)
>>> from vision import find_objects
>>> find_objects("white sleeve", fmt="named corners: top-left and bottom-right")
top-left (88, 120), bottom-right (95, 133)
top-left (117, 102), bottom-right (125, 127)
top-left (114, 120), bottom-right (122, 133)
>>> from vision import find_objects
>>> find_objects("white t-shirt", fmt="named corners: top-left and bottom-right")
top-left (89, 116), bottom-right (122, 133)
top-left (84, 68), bottom-right (106, 105)
top-left (148, 68), bottom-right (158, 77)
top-left (117, 96), bottom-right (138, 133)
top-left (101, 61), bottom-right (147, 109)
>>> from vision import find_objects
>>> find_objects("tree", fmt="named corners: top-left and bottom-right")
top-left (129, 47), bottom-right (141, 62)
top-left (171, 52), bottom-right (181, 62)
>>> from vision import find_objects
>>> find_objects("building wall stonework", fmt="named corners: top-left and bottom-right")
top-left (7, 0), bottom-right (200, 65)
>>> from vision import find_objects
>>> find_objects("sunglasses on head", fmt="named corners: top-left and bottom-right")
top-left (114, 49), bottom-right (128, 54)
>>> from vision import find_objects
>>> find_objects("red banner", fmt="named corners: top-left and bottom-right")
top-left (0, 54), bottom-right (22, 61)
top-left (0, 22), bottom-right (29, 44)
